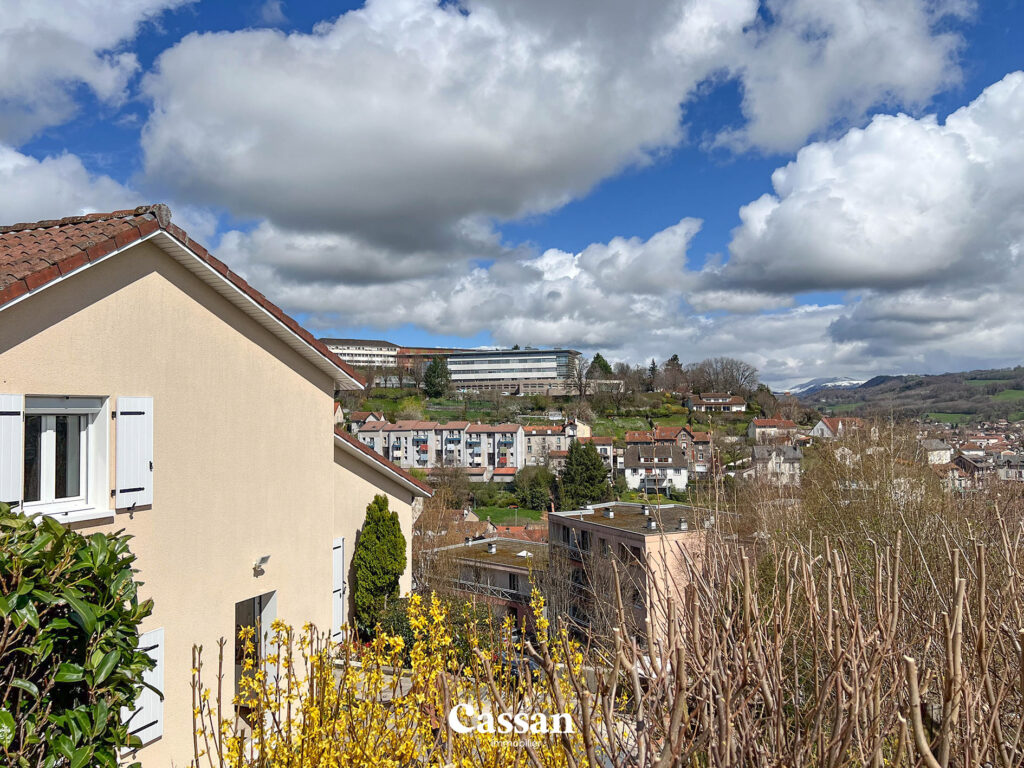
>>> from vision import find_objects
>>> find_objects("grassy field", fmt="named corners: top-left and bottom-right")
top-left (652, 414), bottom-right (689, 427)
top-left (591, 416), bottom-right (649, 439)
top-left (991, 389), bottom-right (1024, 401)
top-left (474, 506), bottom-right (544, 525)
top-left (927, 412), bottom-right (973, 424)
top-left (967, 378), bottom-right (1015, 386)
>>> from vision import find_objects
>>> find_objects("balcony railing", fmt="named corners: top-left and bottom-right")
top-left (449, 580), bottom-right (529, 602)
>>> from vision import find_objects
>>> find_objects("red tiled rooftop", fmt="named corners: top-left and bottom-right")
top-left (625, 430), bottom-right (654, 443)
top-left (0, 205), bottom-right (364, 387)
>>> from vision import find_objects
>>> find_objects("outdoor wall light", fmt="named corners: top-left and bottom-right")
top-left (253, 555), bottom-right (271, 576)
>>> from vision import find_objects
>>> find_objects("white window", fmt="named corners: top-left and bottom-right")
top-left (19, 396), bottom-right (111, 523)
top-left (1, 394), bottom-right (153, 523)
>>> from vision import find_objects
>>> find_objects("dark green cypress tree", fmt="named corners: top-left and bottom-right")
top-left (558, 441), bottom-right (609, 510)
top-left (351, 494), bottom-right (407, 635)
top-left (423, 355), bottom-right (451, 398)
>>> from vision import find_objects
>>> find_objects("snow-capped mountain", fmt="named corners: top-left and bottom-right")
top-left (783, 377), bottom-right (868, 396)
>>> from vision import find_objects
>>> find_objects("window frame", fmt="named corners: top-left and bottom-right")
top-left (22, 396), bottom-right (111, 523)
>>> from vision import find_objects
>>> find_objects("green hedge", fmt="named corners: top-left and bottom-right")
top-left (0, 503), bottom-right (155, 768)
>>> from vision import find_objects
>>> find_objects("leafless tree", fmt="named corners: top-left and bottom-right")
top-left (691, 356), bottom-right (760, 395)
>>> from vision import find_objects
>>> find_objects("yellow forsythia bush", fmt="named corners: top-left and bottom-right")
top-left (190, 592), bottom-right (591, 768)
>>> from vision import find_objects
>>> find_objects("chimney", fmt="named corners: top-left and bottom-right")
top-left (603, 508), bottom-right (615, 518)
top-left (487, 542), bottom-right (497, 554)
top-left (641, 504), bottom-right (649, 516)
top-left (646, 518), bottom-right (658, 531)
top-left (678, 519), bottom-right (689, 531)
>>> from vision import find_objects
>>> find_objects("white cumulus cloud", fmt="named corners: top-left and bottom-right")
top-left (0, 0), bottom-right (193, 143)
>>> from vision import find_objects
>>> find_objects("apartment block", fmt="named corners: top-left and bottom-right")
top-left (355, 419), bottom-right (525, 475)
top-left (425, 538), bottom-right (548, 629)
top-left (548, 502), bottom-right (708, 640)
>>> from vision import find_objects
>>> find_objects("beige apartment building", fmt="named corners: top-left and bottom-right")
top-left (548, 502), bottom-right (708, 641)
top-left (0, 206), bottom-right (431, 767)
top-left (424, 537), bottom-right (548, 630)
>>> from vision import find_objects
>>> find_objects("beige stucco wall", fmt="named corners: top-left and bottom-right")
top-left (0, 240), bottom-right (412, 767)
top-left (333, 444), bottom-right (415, 601)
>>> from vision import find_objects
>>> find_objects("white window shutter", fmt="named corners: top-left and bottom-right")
top-left (123, 627), bottom-right (164, 746)
top-left (0, 394), bottom-right (24, 508)
top-left (115, 397), bottom-right (153, 509)
top-left (332, 537), bottom-right (346, 640)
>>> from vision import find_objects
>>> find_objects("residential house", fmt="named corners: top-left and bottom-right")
top-left (810, 417), bottom-right (866, 439)
top-left (920, 439), bottom-right (953, 465)
top-left (0, 205), bottom-right (432, 768)
top-left (654, 424), bottom-right (689, 451)
top-left (625, 430), bottom-right (654, 446)
top-left (953, 453), bottom-right (994, 486)
top-left (623, 444), bottom-right (689, 493)
top-left (997, 455), bottom-right (1024, 482)
top-left (565, 419), bottom-right (592, 439)
top-left (686, 392), bottom-right (747, 413)
top-left (751, 445), bottom-right (803, 486)
top-left (747, 418), bottom-right (799, 443)
top-left (578, 436), bottom-right (615, 470)
top-left (347, 410), bottom-right (385, 432)
top-left (524, 424), bottom-right (567, 465)
top-left (548, 502), bottom-right (708, 640)
top-left (685, 426), bottom-right (713, 476)
top-left (932, 462), bottom-right (969, 492)
top-left (547, 449), bottom-right (568, 474)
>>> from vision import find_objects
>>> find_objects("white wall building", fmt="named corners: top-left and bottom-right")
top-left (446, 348), bottom-right (580, 393)
top-left (320, 338), bottom-right (399, 369)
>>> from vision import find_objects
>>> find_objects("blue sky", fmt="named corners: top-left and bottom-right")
top-left (2, 0), bottom-right (1023, 385)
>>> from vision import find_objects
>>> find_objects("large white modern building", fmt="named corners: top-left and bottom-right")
top-left (320, 338), bottom-right (399, 368)
top-left (446, 348), bottom-right (580, 393)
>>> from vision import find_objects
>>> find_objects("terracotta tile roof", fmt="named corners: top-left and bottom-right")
top-left (524, 425), bottom-right (564, 435)
top-left (625, 430), bottom-right (654, 443)
top-left (685, 426), bottom-right (711, 442)
top-left (548, 449), bottom-right (568, 457)
top-left (654, 425), bottom-right (684, 440)
top-left (334, 428), bottom-right (432, 495)
top-left (492, 467), bottom-right (518, 475)
top-left (578, 436), bottom-right (613, 445)
top-left (0, 205), bottom-right (364, 387)
top-left (438, 421), bottom-right (470, 430)
top-left (820, 417), bottom-right (866, 434)
top-left (467, 423), bottom-right (521, 433)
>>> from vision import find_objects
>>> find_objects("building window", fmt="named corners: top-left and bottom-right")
top-left (24, 413), bottom-right (86, 505)
top-left (20, 397), bottom-right (107, 520)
